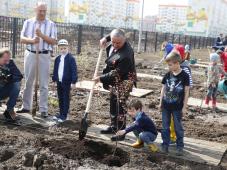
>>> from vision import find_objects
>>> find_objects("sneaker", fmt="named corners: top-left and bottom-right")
top-left (100, 126), bottom-right (117, 134)
top-left (111, 135), bottom-right (125, 141)
top-left (16, 108), bottom-right (30, 113)
top-left (176, 148), bottom-right (184, 156)
top-left (56, 118), bottom-right (65, 123)
top-left (41, 112), bottom-right (48, 118)
top-left (52, 116), bottom-right (59, 121)
top-left (161, 145), bottom-right (169, 154)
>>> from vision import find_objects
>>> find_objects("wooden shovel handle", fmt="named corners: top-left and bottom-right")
top-left (85, 48), bottom-right (103, 113)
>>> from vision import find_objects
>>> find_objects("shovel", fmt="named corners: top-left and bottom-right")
top-left (32, 22), bottom-right (41, 117)
top-left (79, 48), bottom-right (103, 140)
top-left (32, 38), bottom-right (40, 117)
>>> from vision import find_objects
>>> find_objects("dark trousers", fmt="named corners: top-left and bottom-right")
top-left (110, 93), bottom-right (126, 130)
top-left (0, 82), bottom-right (21, 112)
top-left (57, 82), bottom-right (71, 120)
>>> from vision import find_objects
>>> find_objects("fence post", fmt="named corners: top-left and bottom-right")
top-left (154, 32), bottom-right (158, 52)
top-left (189, 36), bottom-right (192, 47)
top-left (132, 30), bottom-right (136, 49)
top-left (12, 18), bottom-right (18, 58)
top-left (203, 37), bottom-right (205, 48)
top-left (77, 25), bottom-right (83, 54)
top-left (164, 33), bottom-right (168, 41)
top-left (144, 31), bottom-right (148, 52)
top-left (193, 36), bottom-right (196, 49)
top-left (198, 36), bottom-right (201, 49)
top-left (100, 27), bottom-right (104, 38)
top-left (205, 37), bottom-right (208, 47)
top-left (212, 38), bottom-right (215, 46)
top-left (172, 34), bottom-right (175, 43)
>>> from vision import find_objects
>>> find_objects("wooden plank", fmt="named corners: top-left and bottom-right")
top-left (82, 124), bottom-right (227, 166)
top-left (137, 73), bottom-right (163, 80)
top-left (191, 63), bottom-right (208, 68)
top-left (75, 80), bottom-right (153, 97)
top-left (188, 97), bottom-right (227, 112)
top-left (197, 61), bottom-right (222, 66)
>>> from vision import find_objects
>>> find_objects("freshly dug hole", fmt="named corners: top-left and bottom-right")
top-left (39, 138), bottom-right (129, 167)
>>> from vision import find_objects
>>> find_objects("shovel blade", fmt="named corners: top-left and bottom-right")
top-left (79, 117), bottom-right (88, 140)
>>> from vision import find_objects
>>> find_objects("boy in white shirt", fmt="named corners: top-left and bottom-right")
top-left (52, 39), bottom-right (78, 122)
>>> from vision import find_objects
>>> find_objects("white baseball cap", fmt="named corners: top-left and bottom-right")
top-left (58, 39), bottom-right (69, 46)
top-left (210, 53), bottom-right (219, 62)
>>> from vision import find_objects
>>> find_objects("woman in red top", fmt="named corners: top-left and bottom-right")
top-left (220, 47), bottom-right (227, 74)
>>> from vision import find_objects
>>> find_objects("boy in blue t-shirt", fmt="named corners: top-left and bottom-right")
top-left (114, 99), bottom-right (159, 153)
top-left (159, 51), bottom-right (190, 156)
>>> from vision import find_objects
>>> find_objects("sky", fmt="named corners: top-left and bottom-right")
top-left (142, 0), bottom-right (189, 17)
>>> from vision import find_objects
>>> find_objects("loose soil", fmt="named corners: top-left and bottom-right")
top-left (0, 48), bottom-right (227, 169)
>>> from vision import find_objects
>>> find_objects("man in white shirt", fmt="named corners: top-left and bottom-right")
top-left (18, 2), bottom-right (57, 118)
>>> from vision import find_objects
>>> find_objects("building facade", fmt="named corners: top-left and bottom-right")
top-left (186, 0), bottom-right (227, 37)
top-left (0, 0), bottom-right (140, 29)
top-left (156, 0), bottom-right (227, 37)
top-left (125, 0), bottom-right (140, 29)
top-left (156, 4), bottom-right (188, 34)
top-left (66, 0), bottom-right (139, 29)
top-left (142, 15), bottom-right (157, 32)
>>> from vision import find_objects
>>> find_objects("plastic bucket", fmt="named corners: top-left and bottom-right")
top-left (218, 79), bottom-right (227, 94)
top-left (190, 58), bottom-right (197, 65)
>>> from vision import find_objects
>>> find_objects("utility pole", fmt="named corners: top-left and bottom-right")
top-left (137, 0), bottom-right (144, 53)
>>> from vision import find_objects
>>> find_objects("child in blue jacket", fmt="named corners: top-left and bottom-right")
top-left (115, 99), bottom-right (159, 152)
top-left (52, 39), bottom-right (78, 122)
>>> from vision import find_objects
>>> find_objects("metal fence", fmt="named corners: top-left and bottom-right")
top-left (0, 16), bottom-right (216, 58)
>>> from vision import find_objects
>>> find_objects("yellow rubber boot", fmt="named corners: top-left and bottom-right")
top-left (170, 116), bottom-right (176, 143)
top-left (148, 143), bottom-right (159, 153)
top-left (131, 139), bottom-right (144, 149)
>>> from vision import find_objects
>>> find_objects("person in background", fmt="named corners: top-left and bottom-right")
top-left (205, 53), bottom-right (227, 110)
top-left (222, 35), bottom-right (227, 46)
top-left (0, 48), bottom-right (23, 121)
top-left (220, 47), bottom-right (227, 77)
top-left (160, 41), bottom-right (174, 63)
top-left (184, 44), bottom-right (191, 61)
top-left (216, 33), bottom-right (224, 46)
top-left (159, 51), bottom-right (190, 156)
top-left (52, 39), bottom-right (78, 123)
top-left (115, 99), bottom-right (159, 153)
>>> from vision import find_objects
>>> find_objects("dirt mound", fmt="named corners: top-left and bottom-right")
top-left (57, 120), bottom-right (81, 131)
top-left (39, 138), bottom-right (129, 167)
top-left (0, 149), bottom-right (14, 163)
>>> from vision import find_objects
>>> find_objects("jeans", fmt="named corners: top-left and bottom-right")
top-left (161, 109), bottom-right (184, 149)
top-left (0, 81), bottom-right (21, 112)
top-left (57, 82), bottom-right (71, 120)
top-left (133, 130), bottom-right (157, 145)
